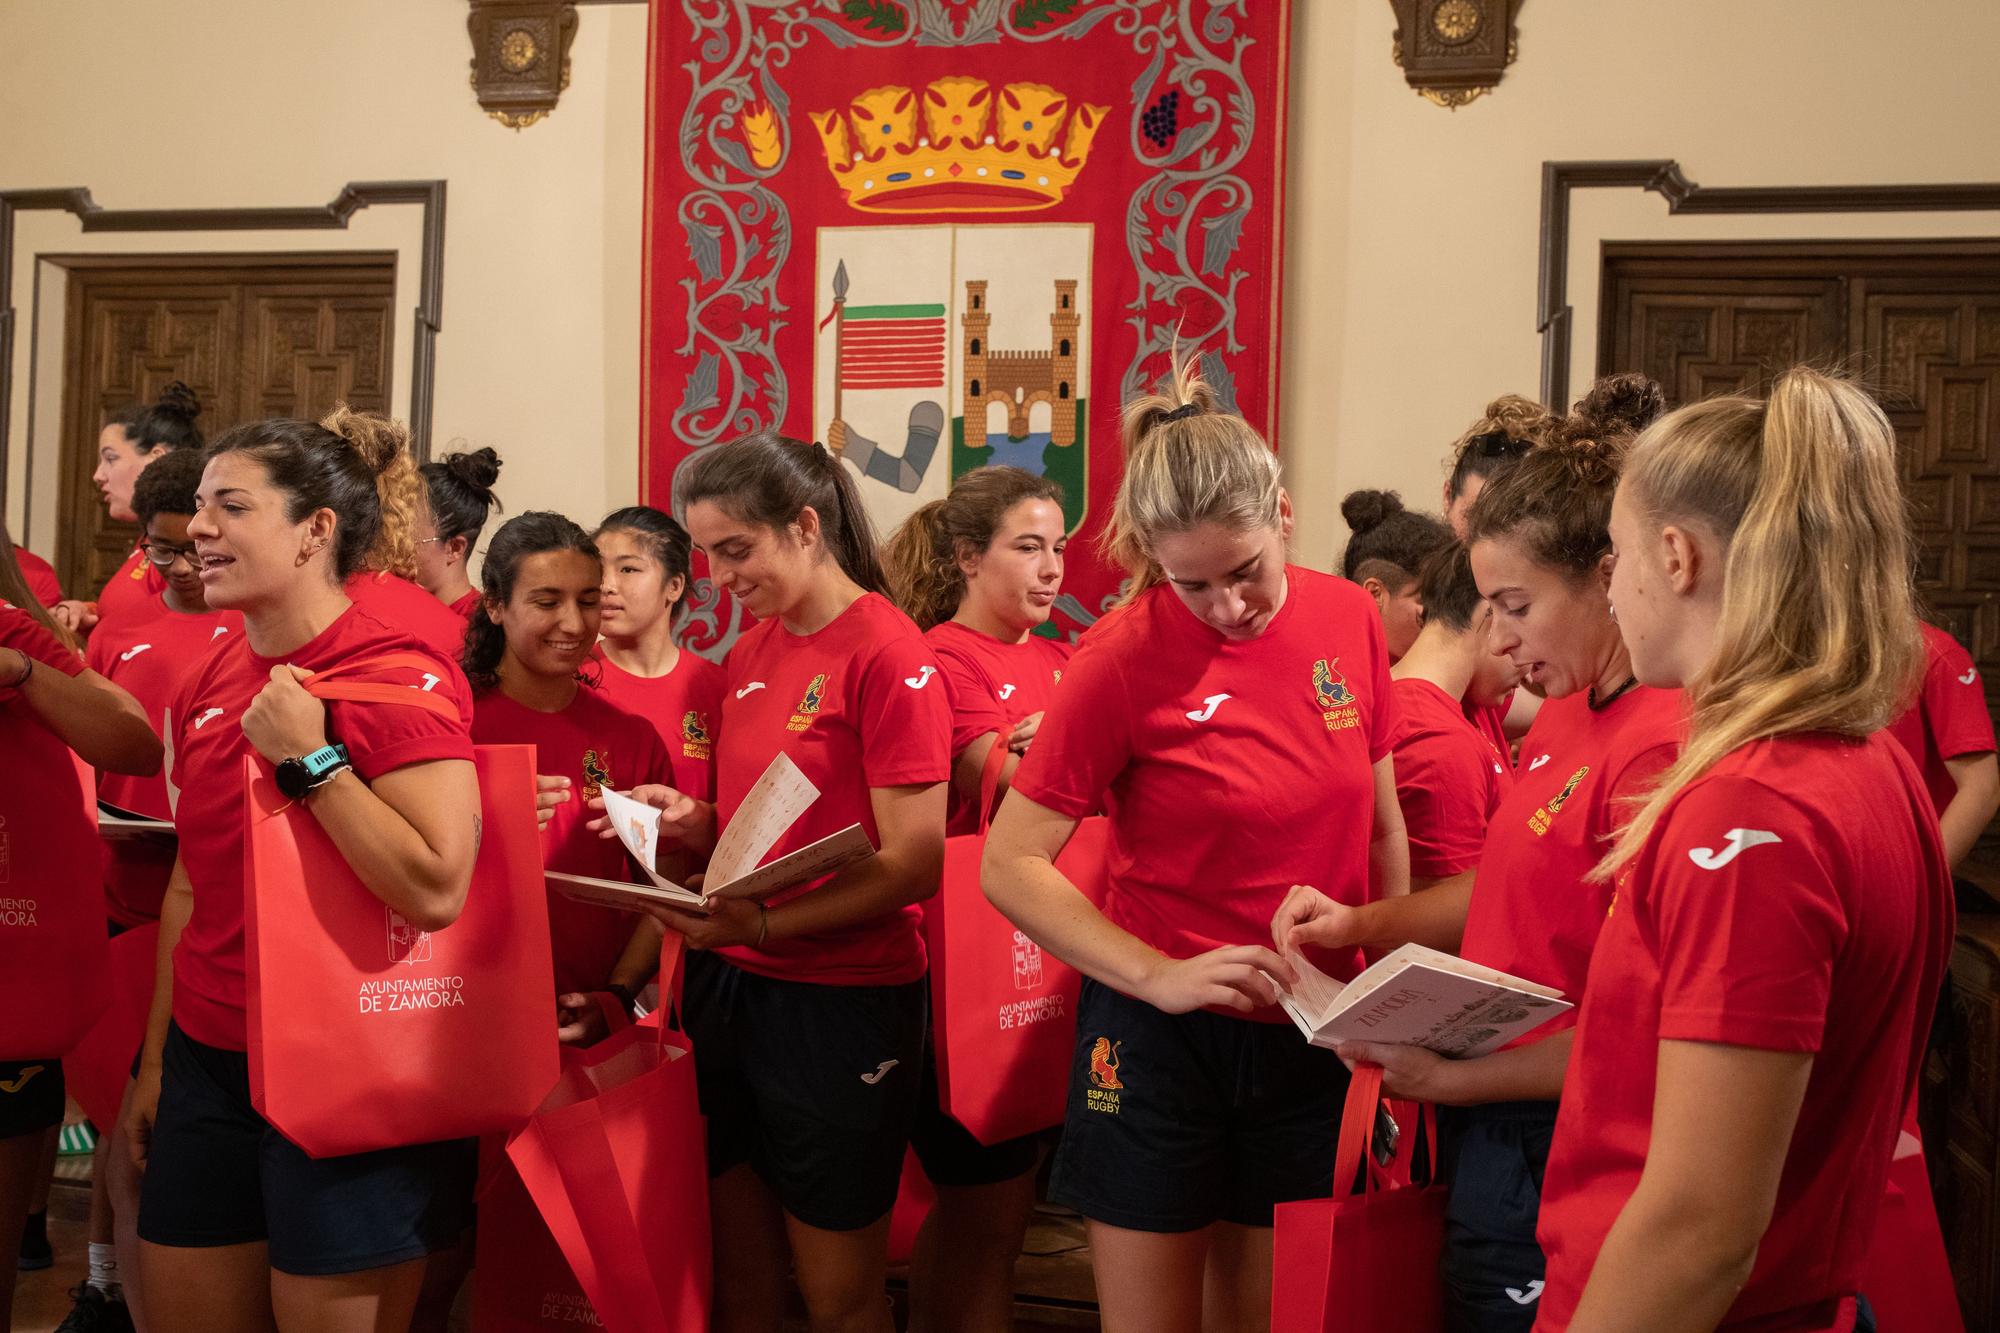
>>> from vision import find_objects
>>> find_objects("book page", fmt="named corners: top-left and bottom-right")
top-left (597, 788), bottom-right (687, 891)
top-left (707, 753), bottom-right (821, 889)
top-left (1279, 949), bottom-right (1350, 1025)
top-left (547, 870), bottom-right (709, 914)
top-left (713, 824), bottom-right (874, 901)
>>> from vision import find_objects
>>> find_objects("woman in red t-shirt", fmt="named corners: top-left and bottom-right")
top-left (126, 413), bottom-right (483, 1330)
top-left (1277, 423), bottom-right (1682, 1333)
top-left (466, 511), bottom-right (670, 1045)
top-left (0, 584), bottom-right (159, 1333)
top-left (982, 356), bottom-right (1405, 1332)
top-left (1387, 542), bottom-right (1521, 890)
top-left (52, 382), bottom-right (206, 639)
top-left (414, 447), bottom-right (504, 621)
top-left (1886, 621), bottom-right (1998, 872)
top-left (1530, 371), bottom-right (1955, 1332)
top-left (880, 465), bottom-right (1074, 1331)
top-left (591, 506), bottom-right (727, 803)
top-left (1339, 489), bottom-right (1452, 663)
top-left (602, 432), bottom-right (950, 1332)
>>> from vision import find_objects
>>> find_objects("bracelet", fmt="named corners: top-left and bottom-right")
top-left (755, 902), bottom-right (770, 947)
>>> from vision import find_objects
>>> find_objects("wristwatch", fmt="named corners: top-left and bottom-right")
top-left (275, 743), bottom-right (352, 800)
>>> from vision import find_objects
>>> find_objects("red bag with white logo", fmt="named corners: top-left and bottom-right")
top-left (243, 658), bottom-right (557, 1156)
top-left (0, 744), bottom-right (109, 1059)
top-left (1271, 1064), bottom-right (1446, 1333)
top-left (493, 937), bottom-right (711, 1333)
top-left (64, 922), bottom-right (159, 1130)
top-left (926, 734), bottom-right (1109, 1144)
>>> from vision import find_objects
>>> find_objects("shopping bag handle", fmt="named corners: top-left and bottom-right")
top-left (1333, 1063), bottom-right (1439, 1198)
top-left (974, 730), bottom-right (1010, 835)
top-left (299, 653), bottom-right (462, 724)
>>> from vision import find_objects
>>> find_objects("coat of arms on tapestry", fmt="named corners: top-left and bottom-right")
top-left (643, 0), bottom-right (1293, 656)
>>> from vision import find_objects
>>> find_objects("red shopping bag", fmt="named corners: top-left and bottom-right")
top-left (63, 923), bottom-right (159, 1130)
top-left (1271, 1064), bottom-right (1446, 1333)
top-left (1860, 1127), bottom-right (1964, 1332)
top-left (0, 746), bottom-right (109, 1059)
top-left (928, 735), bottom-right (1109, 1143)
top-left (500, 938), bottom-right (711, 1333)
top-left (244, 656), bottom-right (558, 1156)
top-left (472, 1137), bottom-right (606, 1332)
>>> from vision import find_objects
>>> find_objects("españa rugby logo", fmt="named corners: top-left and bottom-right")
top-left (1313, 658), bottom-right (1361, 732)
top-left (681, 710), bottom-right (713, 762)
top-left (788, 673), bottom-right (828, 733)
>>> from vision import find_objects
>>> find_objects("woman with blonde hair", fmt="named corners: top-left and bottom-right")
top-left (1531, 370), bottom-right (1951, 1331)
top-left (331, 407), bottom-right (471, 657)
top-left (982, 354), bottom-right (1406, 1331)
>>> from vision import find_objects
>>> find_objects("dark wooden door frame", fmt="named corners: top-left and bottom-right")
top-left (0, 179), bottom-right (446, 515)
top-left (1536, 159), bottom-right (2000, 409)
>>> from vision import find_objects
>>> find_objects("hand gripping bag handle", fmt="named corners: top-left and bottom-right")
top-left (296, 652), bottom-right (461, 723)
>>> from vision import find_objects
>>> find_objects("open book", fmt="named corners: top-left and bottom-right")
top-left (1278, 943), bottom-right (1572, 1059)
top-left (548, 753), bottom-right (874, 915)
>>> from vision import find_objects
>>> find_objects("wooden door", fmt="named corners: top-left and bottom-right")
top-left (56, 253), bottom-right (395, 598)
top-left (1602, 240), bottom-right (2000, 819)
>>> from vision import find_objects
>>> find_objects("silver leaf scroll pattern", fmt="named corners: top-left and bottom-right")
top-left (668, 0), bottom-right (1262, 658)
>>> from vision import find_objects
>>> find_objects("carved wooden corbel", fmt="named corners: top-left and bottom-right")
top-left (1388, 0), bottom-right (1523, 110)
top-left (468, 1), bottom-right (579, 130)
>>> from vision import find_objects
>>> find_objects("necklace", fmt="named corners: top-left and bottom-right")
top-left (1588, 676), bottom-right (1638, 711)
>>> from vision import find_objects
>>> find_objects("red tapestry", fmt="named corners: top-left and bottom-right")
top-left (643, 0), bottom-right (1292, 656)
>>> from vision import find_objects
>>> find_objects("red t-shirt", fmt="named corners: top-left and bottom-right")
top-left (925, 619), bottom-right (1075, 835)
top-left (166, 605), bottom-right (476, 1051)
top-left (1458, 687), bottom-right (1682, 1025)
top-left (345, 571), bottom-right (472, 661)
top-left (1886, 622), bottom-right (1996, 816)
top-left (447, 588), bottom-right (483, 621)
top-left (1536, 733), bottom-right (1954, 1330)
top-left (472, 686), bottom-right (673, 995)
top-left (590, 648), bottom-right (728, 803)
top-left (95, 547), bottom-right (167, 626)
top-left (1012, 568), bottom-right (1398, 1016)
top-left (1467, 694), bottom-right (1512, 761)
top-left (1391, 677), bottom-right (1510, 880)
top-left (711, 593), bottom-right (950, 986)
top-left (16, 549), bottom-right (62, 606)
top-left (0, 607), bottom-right (91, 951)
top-left (86, 595), bottom-right (242, 925)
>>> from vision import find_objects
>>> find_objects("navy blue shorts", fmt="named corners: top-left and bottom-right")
top-left (909, 1031), bottom-right (1042, 1188)
top-left (1439, 1099), bottom-right (1558, 1333)
top-left (136, 1021), bottom-right (475, 1275)
top-left (1048, 978), bottom-right (1348, 1232)
top-left (0, 1059), bottom-right (63, 1141)
top-left (683, 952), bottom-right (927, 1232)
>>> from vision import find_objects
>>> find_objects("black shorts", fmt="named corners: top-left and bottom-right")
top-left (683, 952), bottom-right (926, 1232)
top-left (136, 1021), bottom-right (476, 1276)
top-left (1439, 1099), bottom-right (1558, 1333)
top-left (1048, 977), bottom-right (1348, 1232)
top-left (909, 1033), bottom-right (1041, 1189)
top-left (0, 1059), bottom-right (63, 1141)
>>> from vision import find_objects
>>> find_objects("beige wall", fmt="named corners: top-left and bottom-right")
top-left (7, 0), bottom-right (1996, 579)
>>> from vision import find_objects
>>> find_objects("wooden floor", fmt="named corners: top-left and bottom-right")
top-left (14, 1176), bottom-right (1101, 1332)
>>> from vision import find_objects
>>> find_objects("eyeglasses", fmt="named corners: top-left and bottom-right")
top-left (139, 540), bottom-right (199, 569)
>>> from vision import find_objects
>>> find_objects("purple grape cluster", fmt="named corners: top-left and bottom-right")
top-left (1141, 89), bottom-right (1180, 148)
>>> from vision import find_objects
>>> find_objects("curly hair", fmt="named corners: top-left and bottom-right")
top-left (883, 467), bottom-right (1064, 630)
top-left (319, 406), bottom-right (420, 580)
top-left (1445, 394), bottom-right (1552, 502)
top-left (1339, 490), bottom-right (1452, 590)
top-left (462, 511), bottom-right (600, 693)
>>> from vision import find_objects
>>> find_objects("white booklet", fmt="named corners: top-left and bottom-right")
top-left (547, 753), bottom-right (874, 915)
top-left (96, 800), bottom-right (176, 837)
top-left (1278, 942), bottom-right (1573, 1060)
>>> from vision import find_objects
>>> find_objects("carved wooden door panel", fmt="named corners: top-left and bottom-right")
top-left (56, 255), bottom-right (394, 599)
top-left (1601, 244), bottom-right (2000, 805)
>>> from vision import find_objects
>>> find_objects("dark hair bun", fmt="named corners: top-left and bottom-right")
top-left (1570, 373), bottom-right (1664, 440)
top-left (445, 447), bottom-right (502, 496)
top-left (156, 381), bottom-right (202, 422)
top-left (1340, 489), bottom-right (1406, 535)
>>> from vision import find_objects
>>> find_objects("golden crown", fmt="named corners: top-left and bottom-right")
top-left (802, 77), bottom-right (1110, 214)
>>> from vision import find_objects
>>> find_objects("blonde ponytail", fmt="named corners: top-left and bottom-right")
top-left (1595, 368), bottom-right (1922, 878)
top-left (1105, 348), bottom-right (1281, 594)
top-left (320, 405), bottom-right (419, 580)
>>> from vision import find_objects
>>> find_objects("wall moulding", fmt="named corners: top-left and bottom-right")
top-left (1536, 159), bottom-right (2000, 408)
top-left (0, 179), bottom-right (447, 510)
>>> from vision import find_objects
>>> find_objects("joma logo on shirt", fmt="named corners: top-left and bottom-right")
top-left (1528, 765), bottom-right (1590, 836)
